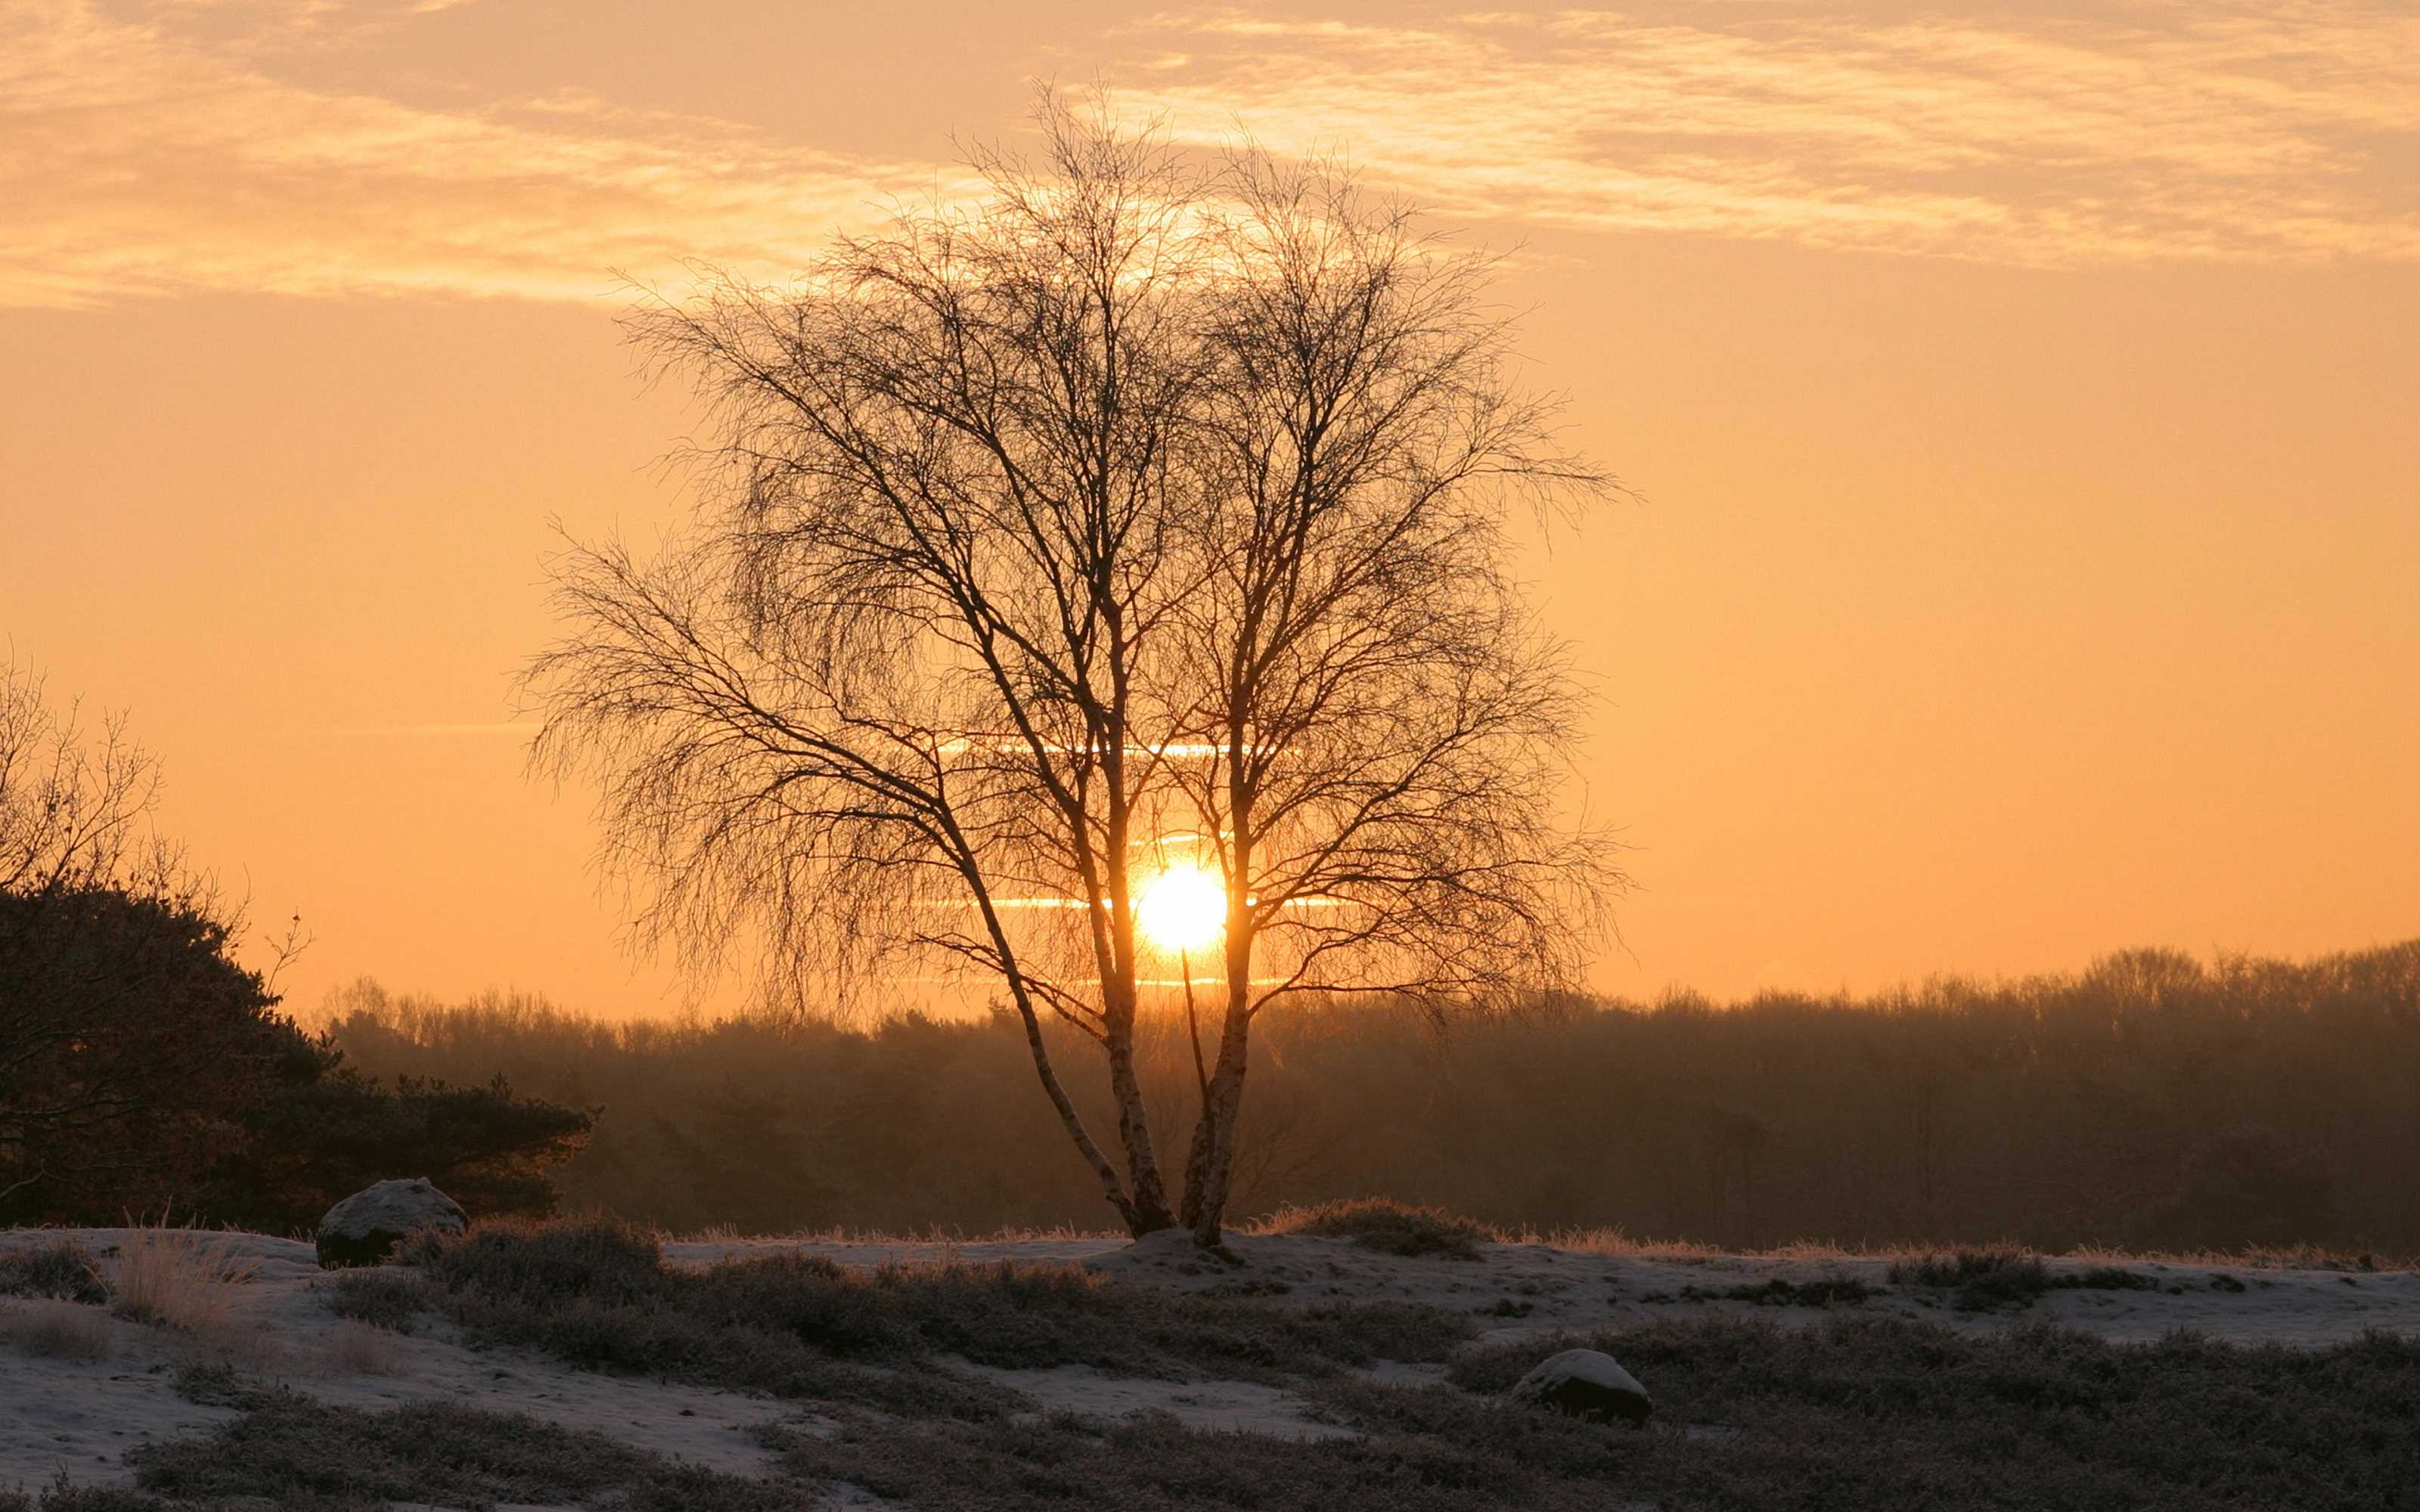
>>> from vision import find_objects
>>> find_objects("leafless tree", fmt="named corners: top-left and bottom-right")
top-left (0, 654), bottom-right (174, 900)
top-left (1159, 155), bottom-right (1618, 1239)
top-left (523, 97), bottom-right (1619, 1241)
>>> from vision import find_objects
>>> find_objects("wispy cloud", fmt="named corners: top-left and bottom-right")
top-left (5, 0), bottom-right (2412, 308)
top-left (1107, 4), bottom-right (2420, 267)
top-left (311, 721), bottom-right (535, 736)
top-left (1, 0), bottom-right (957, 308)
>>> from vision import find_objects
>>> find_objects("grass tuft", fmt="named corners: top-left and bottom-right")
top-left (108, 1224), bottom-right (262, 1333)
top-left (0, 1299), bottom-right (113, 1360)
top-left (320, 1318), bottom-right (405, 1375)
top-left (2065, 1265), bottom-right (2158, 1291)
top-left (1255, 1198), bottom-right (1494, 1259)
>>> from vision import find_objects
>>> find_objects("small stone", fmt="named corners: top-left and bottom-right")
top-left (1510, 1347), bottom-right (1653, 1427)
top-left (315, 1178), bottom-right (467, 1269)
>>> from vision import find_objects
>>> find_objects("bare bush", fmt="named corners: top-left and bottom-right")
top-left (0, 1237), bottom-right (109, 1303)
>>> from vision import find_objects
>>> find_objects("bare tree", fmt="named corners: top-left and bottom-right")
top-left (0, 654), bottom-right (173, 900)
top-left (1161, 156), bottom-right (1618, 1241)
top-left (524, 98), bottom-right (1618, 1242)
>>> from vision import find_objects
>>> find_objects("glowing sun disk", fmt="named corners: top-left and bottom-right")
top-left (1137, 864), bottom-right (1226, 952)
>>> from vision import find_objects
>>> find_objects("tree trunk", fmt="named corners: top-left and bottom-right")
top-left (1183, 1008), bottom-right (1252, 1245)
top-left (970, 889), bottom-right (1157, 1237)
top-left (1180, 931), bottom-right (1256, 1243)
top-left (1100, 977), bottom-right (1175, 1234)
top-left (1010, 984), bottom-right (1148, 1235)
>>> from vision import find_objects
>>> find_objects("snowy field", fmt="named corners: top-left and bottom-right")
top-left (3, 1225), bottom-right (2415, 1505)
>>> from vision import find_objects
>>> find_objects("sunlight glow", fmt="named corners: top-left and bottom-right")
top-left (1137, 863), bottom-right (1227, 952)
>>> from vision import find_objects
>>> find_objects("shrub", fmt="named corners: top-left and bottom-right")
top-left (171, 1360), bottom-right (277, 1410)
top-left (0, 1479), bottom-right (166, 1512)
top-left (129, 1393), bottom-right (795, 1509)
top-left (1690, 1276), bottom-right (1875, 1307)
top-left (770, 1314), bottom-right (2420, 1512)
top-left (2065, 1266), bottom-right (2157, 1291)
top-left (406, 1219), bottom-right (1474, 1404)
top-left (1258, 1198), bottom-right (1493, 1259)
top-left (0, 1238), bottom-right (108, 1304)
top-left (407, 1215), bottom-right (666, 1305)
top-left (324, 1269), bottom-right (432, 1334)
top-left (1887, 1247), bottom-right (2054, 1312)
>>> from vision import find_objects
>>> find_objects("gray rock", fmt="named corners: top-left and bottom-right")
top-left (1510, 1347), bottom-right (1653, 1426)
top-left (315, 1178), bottom-right (467, 1269)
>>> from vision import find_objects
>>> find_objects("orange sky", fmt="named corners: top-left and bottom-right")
top-left (4, 0), bottom-right (2415, 1016)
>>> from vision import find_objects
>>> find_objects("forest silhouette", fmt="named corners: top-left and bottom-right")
top-left (321, 937), bottom-right (2420, 1257)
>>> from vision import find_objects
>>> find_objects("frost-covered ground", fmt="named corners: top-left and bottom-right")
top-left (5, 1226), bottom-right (2415, 1502)
top-left (678, 1228), bottom-right (2420, 1349)
top-left (0, 1228), bottom-right (794, 1496)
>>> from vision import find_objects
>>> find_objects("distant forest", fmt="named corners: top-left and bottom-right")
top-left (322, 940), bottom-right (2420, 1257)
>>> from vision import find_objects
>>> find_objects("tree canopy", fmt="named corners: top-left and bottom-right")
top-left (526, 98), bottom-right (1619, 1241)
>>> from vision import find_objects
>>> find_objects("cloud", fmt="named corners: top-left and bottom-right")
top-left (1106, 4), bottom-right (2420, 267)
top-left (0, 0), bottom-right (959, 308)
top-left (313, 723), bottom-right (534, 737)
top-left (5, 0), bottom-right (2412, 309)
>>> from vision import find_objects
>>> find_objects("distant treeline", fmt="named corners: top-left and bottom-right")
top-left (321, 940), bottom-right (2420, 1255)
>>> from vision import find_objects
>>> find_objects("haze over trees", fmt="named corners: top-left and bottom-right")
top-left (324, 937), bottom-right (2420, 1259)
top-left (525, 98), bottom-right (1618, 1243)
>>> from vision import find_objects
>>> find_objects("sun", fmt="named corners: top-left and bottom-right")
top-left (1136, 863), bottom-right (1227, 952)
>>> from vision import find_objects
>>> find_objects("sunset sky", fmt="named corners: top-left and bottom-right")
top-left (5, 0), bottom-right (2414, 1017)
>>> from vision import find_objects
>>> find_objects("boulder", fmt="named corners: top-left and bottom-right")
top-left (1510, 1347), bottom-right (1653, 1426)
top-left (315, 1178), bottom-right (467, 1269)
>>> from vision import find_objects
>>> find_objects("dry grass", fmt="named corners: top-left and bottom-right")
top-left (1503, 1226), bottom-right (2414, 1272)
top-left (319, 1318), bottom-right (405, 1376)
top-left (0, 1298), bottom-right (113, 1360)
top-left (405, 1217), bottom-right (1472, 1400)
top-left (676, 1220), bottom-right (1115, 1246)
top-left (1252, 1198), bottom-right (1494, 1258)
top-left (2060, 1239), bottom-right (2400, 1272)
top-left (107, 1223), bottom-right (263, 1334)
top-left (655, 1213), bottom-right (2420, 1275)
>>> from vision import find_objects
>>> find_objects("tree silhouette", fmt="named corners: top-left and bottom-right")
top-left (524, 97), bottom-right (1618, 1241)
top-left (0, 660), bottom-right (592, 1225)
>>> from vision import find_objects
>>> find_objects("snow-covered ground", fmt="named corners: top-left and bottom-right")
top-left (0, 1229), bottom-right (792, 1495)
top-left (6, 1225), bottom-right (2415, 1496)
top-left (674, 1225), bottom-right (2420, 1348)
